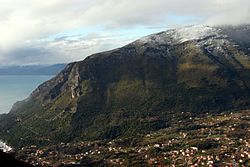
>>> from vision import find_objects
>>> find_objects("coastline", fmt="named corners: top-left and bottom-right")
top-left (0, 75), bottom-right (54, 114)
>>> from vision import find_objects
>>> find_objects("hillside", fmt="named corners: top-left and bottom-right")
top-left (15, 110), bottom-right (250, 166)
top-left (1, 25), bottom-right (250, 148)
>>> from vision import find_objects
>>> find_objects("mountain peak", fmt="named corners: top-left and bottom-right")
top-left (174, 25), bottom-right (220, 43)
top-left (135, 25), bottom-right (223, 46)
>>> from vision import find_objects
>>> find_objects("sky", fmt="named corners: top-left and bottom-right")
top-left (0, 0), bottom-right (250, 66)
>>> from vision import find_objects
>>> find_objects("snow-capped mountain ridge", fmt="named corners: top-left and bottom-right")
top-left (175, 25), bottom-right (222, 43)
top-left (135, 25), bottom-right (226, 46)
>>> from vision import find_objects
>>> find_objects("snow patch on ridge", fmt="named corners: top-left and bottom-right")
top-left (135, 25), bottom-right (223, 46)
top-left (175, 25), bottom-right (220, 43)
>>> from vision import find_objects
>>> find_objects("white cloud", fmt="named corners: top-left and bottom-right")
top-left (0, 32), bottom-right (136, 66)
top-left (0, 0), bottom-right (249, 65)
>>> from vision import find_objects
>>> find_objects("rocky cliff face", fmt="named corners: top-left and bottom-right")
top-left (1, 25), bottom-right (250, 147)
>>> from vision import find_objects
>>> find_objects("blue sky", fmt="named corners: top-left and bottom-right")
top-left (0, 0), bottom-right (249, 66)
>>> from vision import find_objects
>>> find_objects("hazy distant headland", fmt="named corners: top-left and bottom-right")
top-left (0, 64), bottom-right (66, 75)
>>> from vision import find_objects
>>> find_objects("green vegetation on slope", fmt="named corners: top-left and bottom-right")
top-left (1, 26), bottom-right (250, 148)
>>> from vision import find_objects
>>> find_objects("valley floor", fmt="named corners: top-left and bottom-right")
top-left (13, 110), bottom-right (250, 166)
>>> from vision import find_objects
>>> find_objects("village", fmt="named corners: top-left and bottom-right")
top-left (12, 110), bottom-right (250, 166)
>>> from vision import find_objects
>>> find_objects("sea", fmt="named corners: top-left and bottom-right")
top-left (0, 75), bottom-right (53, 114)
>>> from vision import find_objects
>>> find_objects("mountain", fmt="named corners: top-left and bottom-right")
top-left (0, 64), bottom-right (66, 75)
top-left (1, 25), bottom-right (250, 148)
